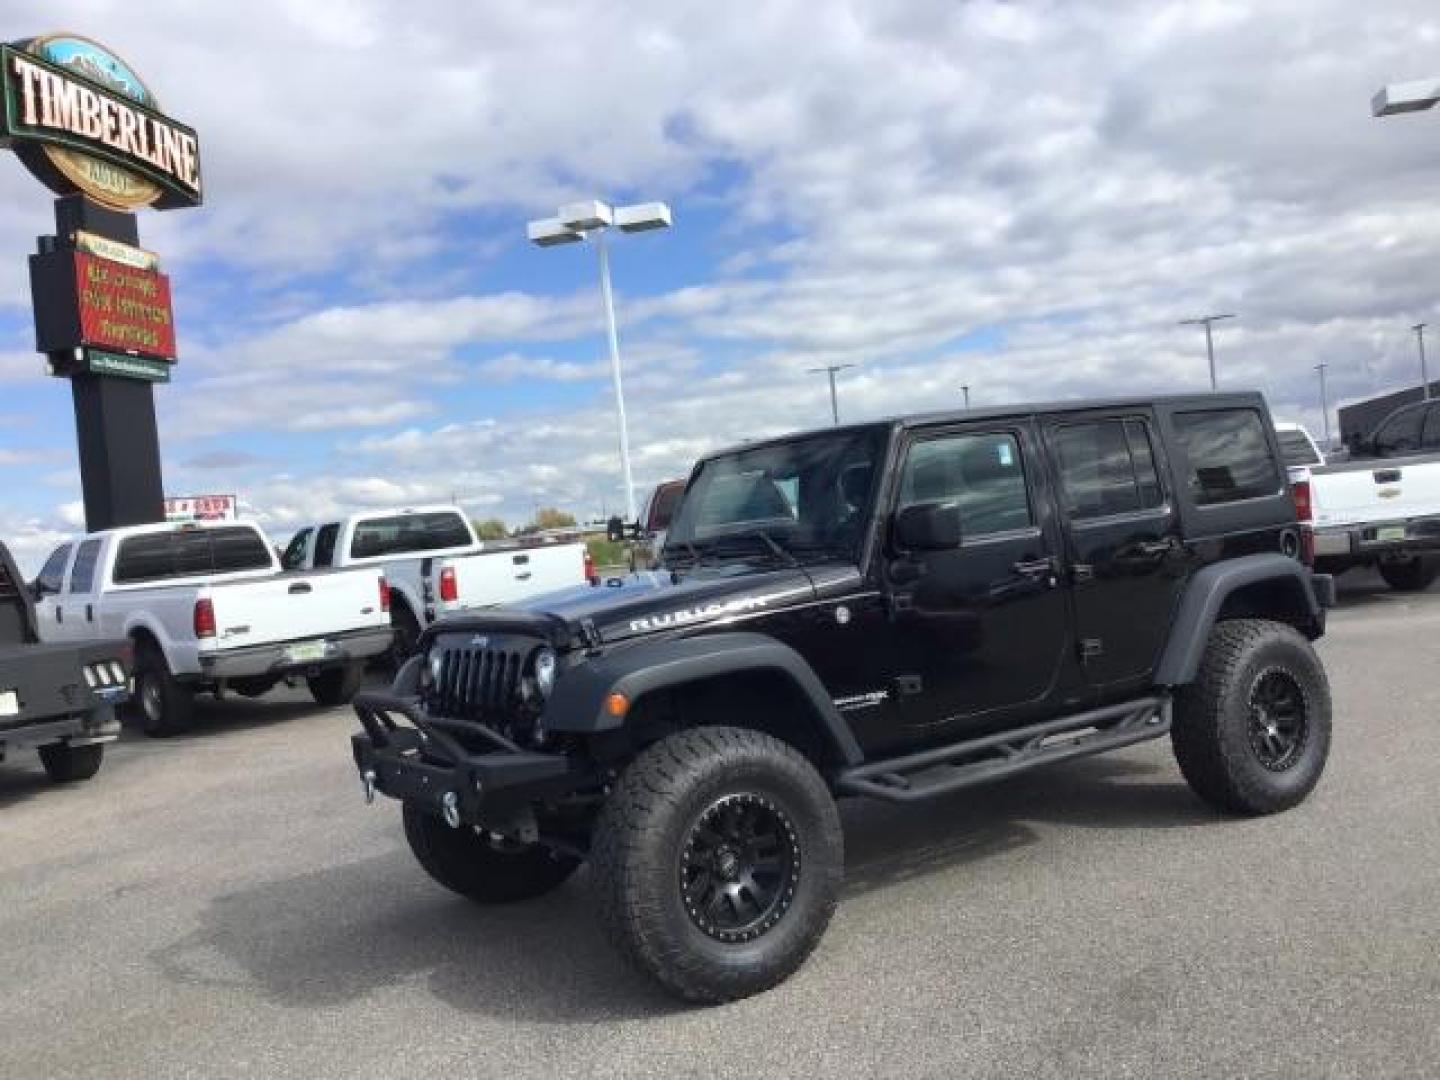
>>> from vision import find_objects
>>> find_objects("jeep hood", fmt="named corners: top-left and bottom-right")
top-left (431, 566), bottom-right (816, 648)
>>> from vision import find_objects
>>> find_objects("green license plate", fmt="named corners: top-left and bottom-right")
top-left (285, 640), bottom-right (329, 664)
top-left (1377, 525), bottom-right (1407, 543)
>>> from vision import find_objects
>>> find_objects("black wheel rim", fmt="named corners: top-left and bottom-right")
top-left (680, 793), bottom-right (801, 944)
top-left (1247, 668), bottom-right (1310, 771)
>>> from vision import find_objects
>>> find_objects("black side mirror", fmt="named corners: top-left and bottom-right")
top-left (893, 501), bottom-right (962, 551)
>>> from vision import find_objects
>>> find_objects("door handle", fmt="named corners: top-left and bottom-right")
top-left (515, 571), bottom-right (532, 581)
top-left (288, 582), bottom-right (313, 595)
top-left (1135, 538), bottom-right (1177, 556)
top-left (55, 605), bottom-right (63, 624)
top-left (1012, 556), bottom-right (1057, 580)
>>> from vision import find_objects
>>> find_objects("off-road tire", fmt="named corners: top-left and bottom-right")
top-left (132, 641), bottom-right (195, 738)
top-left (1172, 619), bottom-right (1331, 816)
top-left (402, 801), bottom-right (580, 903)
top-left (306, 663), bottom-right (365, 706)
top-left (38, 742), bottom-right (104, 783)
top-left (1378, 557), bottom-right (1439, 593)
top-left (591, 726), bottom-right (844, 1004)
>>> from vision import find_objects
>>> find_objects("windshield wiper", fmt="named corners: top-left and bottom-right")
top-left (747, 529), bottom-right (800, 568)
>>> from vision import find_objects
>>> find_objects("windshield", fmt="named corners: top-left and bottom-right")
top-left (665, 426), bottom-right (888, 562)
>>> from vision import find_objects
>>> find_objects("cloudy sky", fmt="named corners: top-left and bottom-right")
top-left (2, 0), bottom-right (1439, 570)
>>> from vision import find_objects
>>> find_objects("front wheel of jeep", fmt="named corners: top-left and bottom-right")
top-left (1172, 618), bottom-right (1331, 816)
top-left (590, 726), bottom-right (844, 1004)
top-left (402, 802), bottom-right (580, 903)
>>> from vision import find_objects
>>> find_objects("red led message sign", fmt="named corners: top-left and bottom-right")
top-left (73, 249), bottom-right (176, 359)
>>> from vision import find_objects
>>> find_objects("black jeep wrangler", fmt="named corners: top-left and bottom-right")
top-left (352, 392), bottom-right (1334, 1002)
top-left (0, 541), bottom-right (130, 783)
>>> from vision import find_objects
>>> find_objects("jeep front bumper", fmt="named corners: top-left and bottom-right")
top-left (350, 691), bottom-right (584, 823)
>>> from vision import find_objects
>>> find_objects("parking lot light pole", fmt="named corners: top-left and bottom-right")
top-left (1371, 78), bottom-right (1440, 117)
top-left (1314, 362), bottom-right (1331, 447)
top-left (807, 364), bottom-right (854, 424)
top-left (1414, 323), bottom-right (1431, 401)
top-left (961, 385), bottom-right (971, 409)
top-left (1180, 314), bottom-right (1236, 390)
top-left (527, 200), bottom-right (672, 523)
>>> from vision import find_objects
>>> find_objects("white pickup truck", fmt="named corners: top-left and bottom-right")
top-left (281, 506), bottom-right (592, 659)
top-left (32, 520), bottom-right (393, 735)
top-left (1282, 406), bottom-right (1440, 591)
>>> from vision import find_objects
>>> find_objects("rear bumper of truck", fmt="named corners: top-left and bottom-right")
top-left (1311, 513), bottom-right (1440, 561)
top-left (350, 690), bottom-right (587, 824)
top-left (0, 700), bottom-right (123, 753)
top-left (198, 626), bottom-right (393, 681)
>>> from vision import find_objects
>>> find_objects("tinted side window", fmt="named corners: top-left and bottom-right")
top-left (36, 545), bottom-right (72, 595)
top-left (900, 432), bottom-right (1032, 536)
top-left (313, 524), bottom-right (340, 568)
top-left (113, 528), bottom-right (272, 583)
top-left (113, 535), bottom-right (175, 583)
top-left (1173, 409), bottom-right (1282, 506)
top-left (281, 528), bottom-right (312, 571)
top-left (1421, 405), bottom-right (1440, 451)
top-left (1053, 419), bottom-right (1165, 520)
top-left (69, 539), bottom-right (103, 593)
top-left (1374, 405), bottom-right (1426, 457)
top-left (349, 512), bottom-right (472, 558)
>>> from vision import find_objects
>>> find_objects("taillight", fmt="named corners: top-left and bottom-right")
top-left (379, 576), bottom-right (391, 613)
top-left (1291, 479), bottom-right (1312, 523)
top-left (193, 598), bottom-right (216, 639)
top-left (438, 566), bottom-right (458, 603)
top-left (583, 549), bottom-right (596, 583)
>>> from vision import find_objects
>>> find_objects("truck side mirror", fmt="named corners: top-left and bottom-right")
top-left (893, 502), bottom-right (962, 551)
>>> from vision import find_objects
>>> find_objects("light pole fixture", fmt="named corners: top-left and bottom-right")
top-left (1414, 323), bottom-right (1431, 401)
top-left (526, 199), bottom-right (672, 523)
top-left (961, 384), bottom-right (971, 409)
top-left (807, 364), bottom-right (854, 425)
top-left (1179, 313), bottom-right (1237, 390)
top-left (1314, 362), bottom-right (1331, 447)
top-left (1372, 78), bottom-right (1440, 116)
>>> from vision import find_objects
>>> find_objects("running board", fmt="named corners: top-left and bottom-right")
top-left (835, 697), bottom-right (1170, 803)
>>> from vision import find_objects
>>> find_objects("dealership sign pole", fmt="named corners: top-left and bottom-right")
top-left (1, 33), bottom-right (202, 531)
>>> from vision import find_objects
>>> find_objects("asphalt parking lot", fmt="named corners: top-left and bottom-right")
top-left (2, 570), bottom-right (1437, 1080)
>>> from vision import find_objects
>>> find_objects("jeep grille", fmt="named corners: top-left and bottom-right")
top-left (430, 642), bottom-right (526, 717)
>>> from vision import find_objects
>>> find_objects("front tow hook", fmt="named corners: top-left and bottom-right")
top-left (441, 791), bottom-right (461, 829)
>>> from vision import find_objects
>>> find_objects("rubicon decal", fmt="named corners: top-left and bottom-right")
top-left (628, 589), bottom-right (805, 633)
top-left (1, 35), bottom-right (202, 210)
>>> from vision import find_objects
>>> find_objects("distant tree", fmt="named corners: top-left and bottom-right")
top-left (534, 507), bottom-right (577, 530)
top-left (473, 518), bottom-right (509, 541)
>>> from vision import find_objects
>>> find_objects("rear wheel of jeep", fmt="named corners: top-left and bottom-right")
top-left (402, 801), bottom-right (579, 903)
top-left (591, 726), bottom-right (844, 1004)
top-left (38, 742), bottom-right (104, 783)
top-left (1172, 618), bottom-right (1331, 816)
top-left (1378, 556), bottom-right (1439, 592)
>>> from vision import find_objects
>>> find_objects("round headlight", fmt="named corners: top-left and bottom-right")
top-left (533, 648), bottom-right (557, 699)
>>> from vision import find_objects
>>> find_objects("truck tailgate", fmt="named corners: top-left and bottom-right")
top-left (1311, 459), bottom-right (1440, 527)
top-left (445, 542), bottom-right (588, 611)
top-left (201, 569), bottom-right (388, 651)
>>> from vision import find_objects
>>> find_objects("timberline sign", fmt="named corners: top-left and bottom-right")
top-left (1, 34), bottom-right (202, 210)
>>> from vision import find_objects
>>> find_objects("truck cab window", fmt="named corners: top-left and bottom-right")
top-left (281, 528), bottom-right (313, 571)
top-left (35, 545), bottom-right (72, 595)
top-left (313, 524), bottom-right (340, 568)
top-left (68, 539), bottom-right (102, 594)
top-left (899, 432), bottom-right (1032, 536)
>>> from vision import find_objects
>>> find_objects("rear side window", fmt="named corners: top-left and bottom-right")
top-left (349, 512), bottom-right (472, 558)
top-left (68, 539), bottom-right (103, 594)
top-left (1173, 409), bottom-right (1282, 505)
top-left (313, 524), bottom-right (340, 568)
top-left (1053, 419), bottom-right (1165, 520)
top-left (1275, 427), bottom-right (1321, 466)
top-left (113, 527), bottom-right (272, 584)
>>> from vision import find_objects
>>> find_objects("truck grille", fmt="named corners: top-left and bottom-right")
top-left (430, 643), bottom-right (526, 717)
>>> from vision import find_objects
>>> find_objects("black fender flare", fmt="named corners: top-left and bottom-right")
top-left (540, 631), bottom-right (864, 766)
top-left (1154, 553), bottom-right (1326, 687)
